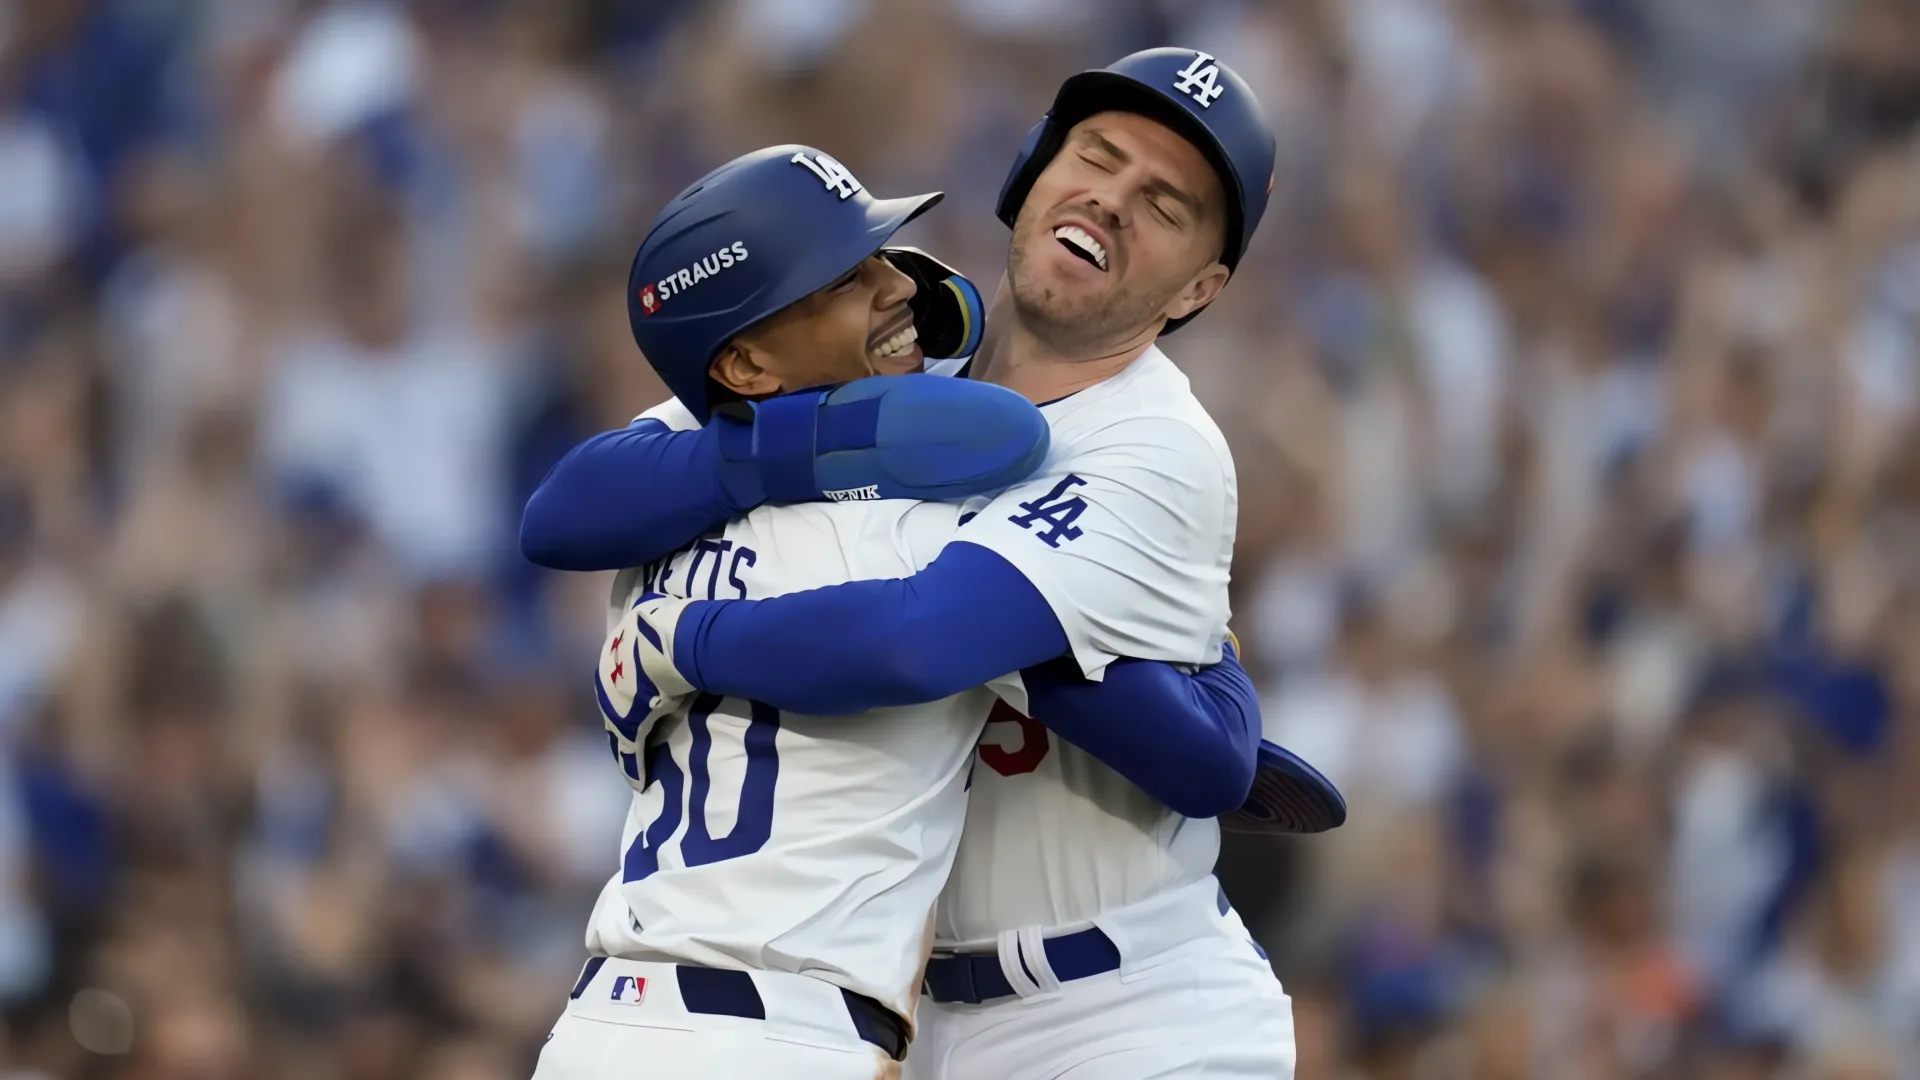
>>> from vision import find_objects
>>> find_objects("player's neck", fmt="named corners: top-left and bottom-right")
top-left (970, 279), bottom-right (1160, 403)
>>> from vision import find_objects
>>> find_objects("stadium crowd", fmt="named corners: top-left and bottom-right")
top-left (2, 0), bottom-right (1919, 1077)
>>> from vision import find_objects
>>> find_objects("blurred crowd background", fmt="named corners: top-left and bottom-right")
top-left (2, 0), bottom-right (1919, 1077)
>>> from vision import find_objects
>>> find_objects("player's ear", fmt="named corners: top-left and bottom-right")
top-left (1162, 261), bottom-right (1229, 323)
top-left (709, 341), bottom-right (784, 398)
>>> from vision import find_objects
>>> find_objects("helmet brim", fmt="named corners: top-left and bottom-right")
top-left (1221, 742), bottom-right (1348, 835)
top-left (695, 190), bottom-right (944, 419)
top-left (748, 190), bottom-right (945, 331)
top-left (869, 191), bottom-right (945, 242)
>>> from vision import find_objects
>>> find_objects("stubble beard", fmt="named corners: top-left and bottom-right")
top-left (1006, 230), bottom-right (1166, 357)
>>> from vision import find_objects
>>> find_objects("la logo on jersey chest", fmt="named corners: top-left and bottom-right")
top-left (1008, 474), bottom-right (1089, 549)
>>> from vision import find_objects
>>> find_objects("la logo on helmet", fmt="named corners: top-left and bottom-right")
top-left (791, 151), bottom-right (863, 200)
top-left (1173, 51), bottom-right (1225, 108)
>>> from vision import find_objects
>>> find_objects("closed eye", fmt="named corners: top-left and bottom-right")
top-left (828, 268), bottom-right (860, 293)
top-left (1077, 152), bottom-right (1117, 173)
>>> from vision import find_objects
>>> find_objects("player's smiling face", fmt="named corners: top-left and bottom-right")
top-left (709, 255), bottom-right (924, 399)
top-left (1007, 111), bottom-right (1231, 351)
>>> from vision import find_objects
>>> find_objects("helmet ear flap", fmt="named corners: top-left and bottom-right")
top-left (995, 117), bottom-right (1060, 230)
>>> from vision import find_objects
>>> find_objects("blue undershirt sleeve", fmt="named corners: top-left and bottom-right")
top-left (674, 541), bottom-right (1068, 714)
top-left (1019, 649), bottom-right (1261, 818)
top-left (672, 540), bottom-right (1258, 815)
top-left (520, 419), bottom-right (751, 571)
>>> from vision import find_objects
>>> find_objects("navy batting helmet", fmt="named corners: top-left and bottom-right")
top-left (629, 145), bottom-right (943, 423)
top-left (995, 48), bottom-right (1276, 333)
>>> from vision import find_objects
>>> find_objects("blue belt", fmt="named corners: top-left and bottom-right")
top-left (921, 927), bottom-right (1122, 1005)
top-left (569, 957), bottom-right (908, 1061)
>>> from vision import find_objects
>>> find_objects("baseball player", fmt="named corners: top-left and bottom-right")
top-left (530, 50), bottom-right (1340, 1079)
top-left (533, 144), bottom-right (1278, 1080)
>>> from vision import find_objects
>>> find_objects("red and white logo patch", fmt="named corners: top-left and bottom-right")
top-left (637, 283), bottom-right (659, 316)
top-left (599, 624), bottom-right (639, 719)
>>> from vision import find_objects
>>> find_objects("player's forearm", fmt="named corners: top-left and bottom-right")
top-left (674, 542), bottom-right (1069, 714)
top-left (1022, 649), bottom-right (1260, 818)
top-left (521, 420), bottom-right (756, 571)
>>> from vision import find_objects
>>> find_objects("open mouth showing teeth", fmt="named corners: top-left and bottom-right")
top-left (1053, 224), bottom-right (1108, 271)
top-left (873, 323), bottom-right (918, 359)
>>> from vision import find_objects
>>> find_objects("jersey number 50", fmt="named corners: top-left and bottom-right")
top-left (622, 694), bottom-right (781, 881)
top-left (979, 700), bottom-right (1050, 776)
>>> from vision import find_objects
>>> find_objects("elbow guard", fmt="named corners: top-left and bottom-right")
top-left (737, 375), bottom-right (1048, 505)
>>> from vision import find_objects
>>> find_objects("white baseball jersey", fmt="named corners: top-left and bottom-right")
top-left (930, 346), bottom-right (1237, 946)
top-left (582, 398), bottom-right (1002, 1020)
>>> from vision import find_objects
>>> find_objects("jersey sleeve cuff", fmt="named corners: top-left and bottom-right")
top-left (950, 537), bottom-right (1114, 680)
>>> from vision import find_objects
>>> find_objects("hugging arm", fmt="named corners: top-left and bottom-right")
top-left (521, 374), bottom-right (1049, 571)
top-left (521, 418), bottom-right (750, 571)
top-left (1018, 643), bottom-right (1261, 818)
top-left (673, 541), bottom-right (1257, 817)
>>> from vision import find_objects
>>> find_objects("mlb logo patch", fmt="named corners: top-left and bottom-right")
top-left (610, 975), bottom-right (648, 1004)
top-left (637, 283), bottom-right (660, 316)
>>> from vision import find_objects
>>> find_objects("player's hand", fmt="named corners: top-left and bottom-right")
top-left (598, 592), bottom-right (699, 757)
top-left (714, 374), bottom-right (1049, 506)
top-left (623, 591), bottom-right (697, 699)
top-left (879, 247), bottom-right (985, 360)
